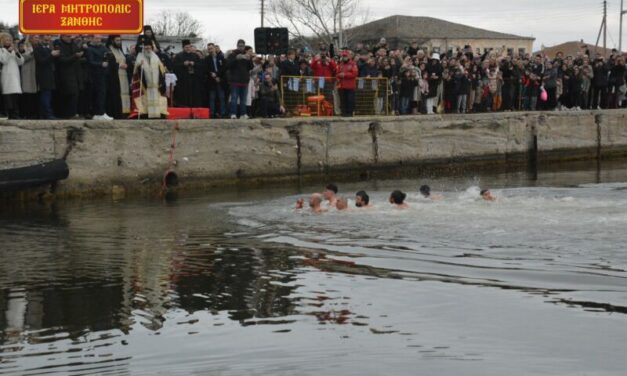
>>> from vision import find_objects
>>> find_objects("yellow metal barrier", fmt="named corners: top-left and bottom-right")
top-left (280, 76), bottom-right (390, 117)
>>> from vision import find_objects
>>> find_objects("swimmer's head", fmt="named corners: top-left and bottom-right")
top-left (355, 191), bottom-right (370, 207)
top-left (419, 185), bottom-right (431, 197)
top-left (309, 193), bottom-right (323, 207)
top-left (389, 190), bottom-right (407, 205)
top-left (324, 183), bottom-right (338, 200)
top-left (336, 197), bottom-right (349, 210)
top-left (480, 189), bottom-right (495, 201)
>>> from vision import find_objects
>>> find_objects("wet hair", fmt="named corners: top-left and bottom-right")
top-left (336, 197), bottom-right (349, 209)
top-left (419, 185), bottom-right (431, 197)
top-left (356, 190), bottom-right (370, 205)
top-left (325, 184), bottom-right (338, 194)
top-left (480, 189), bottom-right (489, 196)
top-left (390, 190), bottom-right (407, 205)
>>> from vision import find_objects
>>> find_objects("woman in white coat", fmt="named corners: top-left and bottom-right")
top-left (0, 32), bottom-right (24, 119)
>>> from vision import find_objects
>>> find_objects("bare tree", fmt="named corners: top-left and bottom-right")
top-left (149, 11), bottom-right (203, 37)
top-left (268, 0), bottom-right (368, 49)
top-left (0, 22), bottom-right (20, 40)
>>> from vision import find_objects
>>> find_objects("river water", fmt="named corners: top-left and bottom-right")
top-left (1, 161), bottom-right (627, 375)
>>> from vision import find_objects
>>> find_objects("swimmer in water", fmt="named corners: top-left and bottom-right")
top-left (389, 190), bottom-right (409, 209)
top-left (336, 196), bottom-right (349, 211)
top-left (295, 198), bottom-right (305, 209)
top-left (355, 190), bottom-right (373, 208)
top-left (323, 183), bottom-right (338, 207)
top-left (480, 189), bottom-right (497, 201)
top-left (309, 193), bottom-right (327, 213)
top-left (419, 185), bottom-right (444, 200)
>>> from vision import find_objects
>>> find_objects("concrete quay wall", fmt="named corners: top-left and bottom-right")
top-left (1, 110), bottom-right (626, 198)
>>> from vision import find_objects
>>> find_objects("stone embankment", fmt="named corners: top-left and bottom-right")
top-left (1, 110), bottom-right (626, 198)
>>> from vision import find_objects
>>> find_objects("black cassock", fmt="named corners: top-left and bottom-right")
top-left (173, 51), bottom-right (204, 107)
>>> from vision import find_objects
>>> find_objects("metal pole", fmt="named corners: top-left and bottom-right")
top-left (261, 0), bottom-right (265, 27)
top-left (338, 0), bottom-right (343, 48)
top-left (620, 0), bottom-right (625, 52)
top-left (603, 0), bottom-right (607, 52)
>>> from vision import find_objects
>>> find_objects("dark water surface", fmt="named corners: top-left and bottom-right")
top-left (2, 161), bottom-right (627, 375)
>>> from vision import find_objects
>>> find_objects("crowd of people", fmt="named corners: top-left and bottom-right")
top-left (0, 27), bottom-right (625, 120)
top-left (295, 183), bottom-right (497, 213)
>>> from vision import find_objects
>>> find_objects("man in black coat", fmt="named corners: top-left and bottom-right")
top-left (173, 39), bottom-right (203, 107)
top-left (56, 35), bottom-right (83, 118)
top-left (278, 49), bottom-right (299, 79)
top-left (206, 43), bottom-right (226, 118)
top-left (591, 55), bottom-right (609, 109)
top-left (34, 35), bottom-right (59, 119)
top-left (86, 35), bottom-right (111, 120)
top-left (225, 40), bottom-right (253, 119)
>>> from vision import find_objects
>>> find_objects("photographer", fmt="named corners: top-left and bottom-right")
top-left (311, 50), bottom-right (337, 78)
top-left (0, 32), bottom-right (24, 119)
top-left (258, 72), bottom-right (285, 118)
top-left (225, 40), bottom-right (254, 119)
top-left (86, 35), bottom-right (112, 120)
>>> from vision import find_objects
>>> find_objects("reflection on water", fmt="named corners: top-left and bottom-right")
top-left (1, 161), bottom-right (627, 375)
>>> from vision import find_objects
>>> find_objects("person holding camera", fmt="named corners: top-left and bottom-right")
top-left (0, 32), bottom-right (25, 119)
top-left (86, 35), bottom-right (112, 120)
top-left (311, 51), bottom-right (337, 78)
top-left (258, 71), bottom-right (285, 118)
top-left (225, 40), bottom-right (254, 119)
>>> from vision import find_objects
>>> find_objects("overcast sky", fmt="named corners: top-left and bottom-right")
top-left (2, 0), bottom-right (625, 50)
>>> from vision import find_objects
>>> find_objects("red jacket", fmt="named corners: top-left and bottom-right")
top-left (336, 60), bottom-right (358, 90)
top-left (311, 58), bottom-right (337, 78)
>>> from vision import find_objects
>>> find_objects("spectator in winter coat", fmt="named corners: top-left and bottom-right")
top-left (399, 69), bottom-right (417, 114)
top-left (86, 36), bottom-right (111, 120)
top-left (34, 35), bottom-right (59, 119)
top-left (19, 36), bottom-right (38, 118)
top-left (279, 49), bottom-right (299, 79)
top-left (609, 57), bottom-right (626, 108)
top-left (56, 35), bottom-right (83, 118)
top-left (258, 72), bottom-right (284, 118)
top-left (336, 50), bottom-right (358, 117)
top-left (542, 62), bottom-right (558, 110)
top-left (454, 69), bottom-right (470, 113)
top-left (206, 43), bottom-right (227, 118)
top-left (225, 40), bottom-right (254, 119)
top-left (426, 53), bottom-right (443, 114)
top-left (591, 56), bottom-right (609, 109)
top-left (311, 52), bottom-right (337, 78)
top-left (0, 32), bottom-right (25, 119)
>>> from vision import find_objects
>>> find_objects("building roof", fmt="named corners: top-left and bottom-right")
top-left (346, 15), bottom-right (534, 47)
top-left (535, 41), bottom-right (622, 59)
